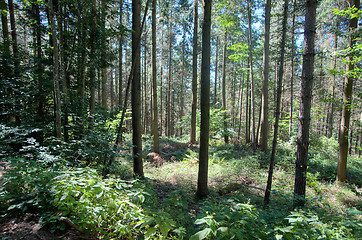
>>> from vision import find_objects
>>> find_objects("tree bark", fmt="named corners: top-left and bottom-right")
top-left (294, 0), bottom-right (317, 207)
top-left (260, 0), bottom-right (271, 152)
top-left (89, 0), bottom-right (97, 129)
top-left (152, 0), bottom-right (159, 153)
top-left (48, 0), bottom-right (62, 139)
top-left (327, 29), bottom-right (338, 138)
top-left (289, 0), bottom-right (296, 138)
top-left (119, 0), bottom-right (123, 107)
top-left (8, 0), bottom-right (18, 67)
top-left (197, 0), bottom-right (212, 199)
top-left (264, 0), bottom-right (288, 205)
top-left (222, 31), bottom-right (228, 144)
top-left (190, 0), bottom-right (198, 144)
top-left (132, 0), bottom-right (143, 177)
top-left (1, 0), bottom-right (10, 58)
top-left (214, 36), bottom-right (219, 106)
top-left (247, 0), bottom-right (256, 150)
top-left (337, 0), bottom-right (360, 182)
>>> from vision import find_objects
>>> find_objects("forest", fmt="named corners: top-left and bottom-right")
top-left (0, 0), bottom-right (361, 239)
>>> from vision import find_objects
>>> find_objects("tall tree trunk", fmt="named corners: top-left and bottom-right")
top-left (89, 0), bottom-right (97, 129)
top-left (337, 0), bottom-right (360, 182)
top-left (260, 0), bottom-right (271, 152)
top-left (289, 0), bottom-right (296, 138)
top-left (32, 2), bottom-right (45, 118)
top-left (222, 31), bottom-right (228, 144)
top-left (114, 0), bottom-right (150, 146)
top-left (294, 0), bottom-right (317, 207)
top-left (179, 36), bottom-right (185, 137)
top-left (214, 36), bottom-right (219, 106)
top-left (197, 0), bottom-right (212, 199)
top-left (151, 0), bottom-right (159, 153)
top-left (8, 0), bottom-right (18, 67)
top-left (110, 68), bottom-right (114, 110)
top-left (264, 0), bottom-right (288, 204)
top-left (1, 0), bottom-right (10, 58)
top-left (245, 67), bottom-right (250, 143)
top-left (132, 0), bottom-right (143, 177)
top-left (119, 0), bottom-right (123, 107)
top-left (166, 8), bottom-right (173, 137)
top-left (48, 0), bottom-right (62, 139)
top-left (58, 5), bottom-right (69, 142)
top-left (190, 0), bottom-right (198, 144)
top-left (327, 28), bottom-right (338, 138)
top-left (237, 70), bottom-right (245, 139)
top-left (247, 0), bottom-right (256, 150)
top-left (160, 31), bottom-right (164, 136)
top-left (101, 0), bottom-right (107, 108)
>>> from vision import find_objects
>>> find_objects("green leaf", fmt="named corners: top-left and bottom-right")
top-left (159, 221), bottom-right (172, 236)
top-left (189, 228), bottom-right (212, 240)
top-left (145, 227), bottom-right (157, 239)
top-left (217, 227), bottom-right (228, 233)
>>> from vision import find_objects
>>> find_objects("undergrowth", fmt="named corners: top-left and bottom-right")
top-left (0, 129), bottom-right (361, 239)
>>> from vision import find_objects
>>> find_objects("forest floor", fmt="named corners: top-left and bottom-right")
top-left (1, 136), bottom-right (361, 239)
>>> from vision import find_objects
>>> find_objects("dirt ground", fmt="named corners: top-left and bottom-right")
top-left (0, 213), bottom-right (90, 240)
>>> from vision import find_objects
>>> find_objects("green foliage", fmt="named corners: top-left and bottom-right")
top-left (191, 199), bottom-right (269, 240)
top-left (275, 210), bottom-right (360, 239)
top-left (50, 168), bottom-right (146, 238)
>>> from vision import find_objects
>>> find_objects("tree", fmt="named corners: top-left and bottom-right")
top-left (196, 0), bottom-right (212, 199)
top-left (247, 0), bottom-right (256, 150)
top-left (190, 0), bottom-right (198, 144)
top-left (337, 0), bottom-right (360, 183)
top-left (152, 0), bottom-right (159, 153)
top-left (222, 31), bottom-right (228, 144)
top-left (89, 0), bottom-right (97, 129)
top-left (132, 0), bottom-right (143, 177)
top-left (289, 0), bottom-right (297, 138)
top-left (260, 0), bottom-right (271, 152)
top-left (48, 0), bottom-right (62, 139)
top-left (264, 0), bottom-right (289, 205)
top-left (294, 0), bottom-right (318, 207)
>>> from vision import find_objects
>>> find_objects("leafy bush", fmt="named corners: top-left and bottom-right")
top-left (190, 199), bottom-right (270, 240)
top-left (274, 210), bottom-right (360, 239)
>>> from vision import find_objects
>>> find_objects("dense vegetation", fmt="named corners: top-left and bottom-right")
top-left (0, 0), bottom-right (361, 239)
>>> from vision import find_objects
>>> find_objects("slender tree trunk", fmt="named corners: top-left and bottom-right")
top-left (57, 5), bottom-right (69, 142)
top-left (214, 36), bottom-right (219, 106)
top-left (247, 0), bottom-right (256, 150)
top-left (151, 0), bottom-right (159, 153)
top-left (327, 30), bottom-right (338, 138)
top-left (101, 0), bottom-right (107, 108)
top-left (8, 0), bottom-right (18, 67)
top-left (260, 0), bottom-right (271, 152)
top-left (160, 31), bottom-right (164, 136)
top-left (190, 0), bottom-right (198, 144)
top-left (119, 0), bottom-right (123, 107)
top-left (1, 0), bottom-right (10, 58)
top-left (238, 71), bottom-right (245, 139)
top-left (132, 0), bottom-right (143, 177)
top-left (197, 0), bottom-right (212, 199)
top-left (114, 0), bottom-right (150, 146)
top-left (264, 0), bottom-right (288, 204)
top-left (32, 2), bottom-right (45, 118)
top-left (111, 68), bottom-right (115, 110)
top-left (222, 31), bottom-right (228, 144)
top-left (245, 68), bottom-right (250, 143)
top-left (48, 0), bottom-right (62, 139)
top-left (89, 0), bottom-right (97, 129)
top-left (294, 0), bottom-right (317, 207)
top-left (289, 0), bottom-right (296, 138)
top-left (167, 9), bottom-right (173, 137)
top-left (337, 0), bottom-right (360, 182)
